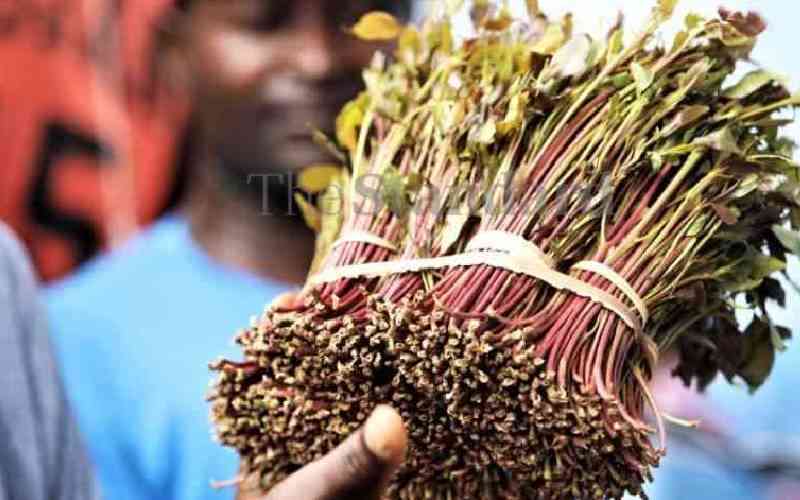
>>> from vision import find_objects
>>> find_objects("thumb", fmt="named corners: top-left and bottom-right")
top-left (269, 290), bottom-right (302, 310)
top-left (265, 405), bottom-right (407, 500)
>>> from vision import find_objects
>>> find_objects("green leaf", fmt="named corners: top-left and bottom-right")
top-left (656, 143), bottom-right (699, 158)
top-left (726, 278), bottom-right (764, 293)
top-left (739, 318), bottom-right (776, 392)
top-left (670, 30), bottom-right (689, 54)
top-left (773, 225), bottom-right (800, 255)
top-left (694, 127), bottom-right (742, 155)
top-left (751, 254), bottom-right (787, 280)
top-left (380, 166), bottom-right (410, 217)
top-left (686, 214), bottom-right (709, 237)
top-left (631, 62), bottom-right (654, 93)
top-left (611, 72), bottom-right (633, 88)
top-left (722, 70), bottom-right (788, 100)
top-left (770, 322), bottom-right (789, 352)
top-left (532, 22), bottom-right (567, 55)
top-left (662, 105), bottom-right (709, 137)
top-left (732, 173), bottom-right (759, 198)
top-left (306, 168), bottom-right (349, 276)
top-left (685, 13), bottom-right (704, 30)
top-left (312, 130), bottom-right (347, 164)
top-left (498, 92), bottom-right (529, 135)
top-left (608, 28), bottom-right (624, 55)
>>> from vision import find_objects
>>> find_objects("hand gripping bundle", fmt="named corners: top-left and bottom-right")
top-left (209, 2), bottom-right (800, 498)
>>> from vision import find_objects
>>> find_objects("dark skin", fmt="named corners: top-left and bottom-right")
top-left (166, 0), bottom-right (404, 285)
top-left (160, 0), bottom-right (411, 498)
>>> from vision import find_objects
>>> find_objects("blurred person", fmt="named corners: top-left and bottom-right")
top-left (646, 338), bottom-right (800, 500)
top-left (0, 222), bottom-right (99, 500)
top-left (45, 1), bottom-right (411, 500)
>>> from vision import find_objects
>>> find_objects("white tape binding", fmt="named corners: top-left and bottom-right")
top-left (310, 231), bottom-right (648, 333)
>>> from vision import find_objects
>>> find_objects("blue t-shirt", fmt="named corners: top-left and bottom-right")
top-left (46, 216), bottom-right (291, 500)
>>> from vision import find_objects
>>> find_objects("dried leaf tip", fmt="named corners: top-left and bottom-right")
top-left (719, 8), bottom-right (767, 36)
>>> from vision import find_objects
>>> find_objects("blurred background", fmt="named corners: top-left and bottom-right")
top-left (0, 0), bottom-right (186, 281)
top-left (0, 0), bottom-right (797, 499)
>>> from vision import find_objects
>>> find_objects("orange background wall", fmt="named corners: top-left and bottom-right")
top-left (0, 0), bottom-right (184, 281)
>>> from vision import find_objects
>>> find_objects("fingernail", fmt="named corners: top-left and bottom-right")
top-left (364, 405), bottom-right (407, 465)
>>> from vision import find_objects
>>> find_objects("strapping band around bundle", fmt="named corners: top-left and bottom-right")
top-left (331, 230), bottom-right (399, 252)
top-left (571, 260), bottom-right (649, 325)
top-left (466, 230), bottom-right (555, 268)
top-left (310, 231), bottom-right (647, 333)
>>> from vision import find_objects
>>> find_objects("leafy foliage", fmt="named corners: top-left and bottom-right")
top-left (212, 3), bottom-right (800, 499)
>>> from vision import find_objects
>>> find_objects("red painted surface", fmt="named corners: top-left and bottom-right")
top-left (0, 0), bottom-right (185, 280)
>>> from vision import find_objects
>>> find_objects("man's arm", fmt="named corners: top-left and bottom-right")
top-left (0, 223), bottom-right (100, 500)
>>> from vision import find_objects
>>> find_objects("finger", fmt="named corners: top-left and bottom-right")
top-left (265, 405), bottom-right (407, 500)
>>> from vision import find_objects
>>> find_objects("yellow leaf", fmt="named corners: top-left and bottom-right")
top-left (294, 193), bottom-right (321, 232)
top-left (497, 91), bottom-right (529, 135)
top-left (427, 20), bottom-right (454, 54)
top-left (351, 11), bottom-right (401, 41)
top-left (608, 28), bottom-right (624, 55)
top-left (397, 26), bottom-right (420, 54)
top-left (685, 12), bottom-right (704, 30)
top-left (298, 164), bottom-right (344, 194)
top-left (670, 30), bottom-right (689, 54)
top-left (513, 48), bottom-right (532, 73)
top-left (631, 62), bottom-right (654, 93)
top-left (562, 13), bottom-right (573, 40)
top-left (657, 0), bottom-right (678, 20)
top-left (532, 23), bottom-right (566, 55)
top-left (335, 94), bottom-right (368, 153)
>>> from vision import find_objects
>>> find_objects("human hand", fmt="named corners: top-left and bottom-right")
top-left (237, 405), bottom-right (407, 500)
top-left (237, 291), bottom-right (408, 499)
top-left (270, 405), bottom-right (406, 500)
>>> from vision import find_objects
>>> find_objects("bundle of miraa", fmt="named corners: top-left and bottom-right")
top-left (209, 2), bottom-right (800, 498)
